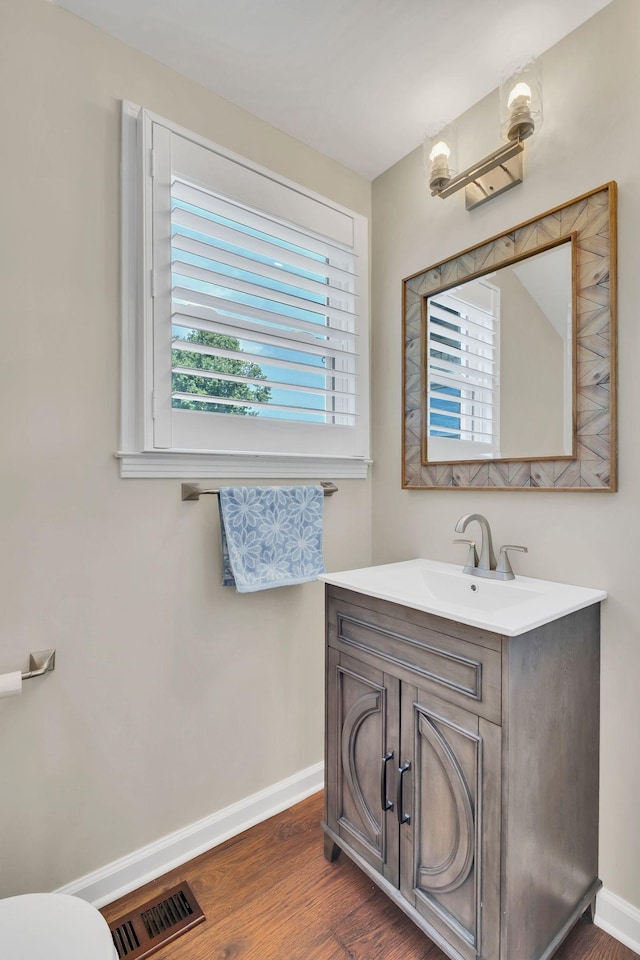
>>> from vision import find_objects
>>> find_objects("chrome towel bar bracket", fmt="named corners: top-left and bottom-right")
top-left (21, 649), bottom-right (56, 681)
top-left (181, 481), bottom-right (339, 501)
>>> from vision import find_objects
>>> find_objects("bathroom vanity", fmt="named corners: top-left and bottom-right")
top-left (319, 560), bottom-right (606, 960)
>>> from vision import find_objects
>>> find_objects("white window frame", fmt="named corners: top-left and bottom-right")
top-left (118, 102), bottom-right (371, 479)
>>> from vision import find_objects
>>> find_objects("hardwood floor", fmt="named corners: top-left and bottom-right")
top-left (102, 792), bottom-right (636, 960)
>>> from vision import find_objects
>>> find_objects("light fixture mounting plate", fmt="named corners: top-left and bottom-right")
top-left (464, 151), bottom-right (524, 211)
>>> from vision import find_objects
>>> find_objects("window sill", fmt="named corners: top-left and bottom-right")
top-left (116, 451), bottom-right (372, 480)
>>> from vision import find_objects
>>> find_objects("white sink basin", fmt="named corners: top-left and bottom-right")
top-left (318, 558), bottom-right (606, 636)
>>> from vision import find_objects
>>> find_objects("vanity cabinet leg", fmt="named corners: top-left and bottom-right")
top-left (582, 895), bottom-right (597, 924)
top-left (323, 834), bottom-right (341, 862)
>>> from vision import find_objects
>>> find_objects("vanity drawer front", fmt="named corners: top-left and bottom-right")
top-left (328, 594), bottom-right (501, 724)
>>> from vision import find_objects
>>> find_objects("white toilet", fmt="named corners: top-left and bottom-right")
top-left (0, 893), bottom-right (116, 959)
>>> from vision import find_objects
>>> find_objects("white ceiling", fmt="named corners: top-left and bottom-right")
top-left (52, 0), bottom-right (612, 180)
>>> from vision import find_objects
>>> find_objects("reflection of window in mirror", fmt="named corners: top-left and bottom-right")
top-left (426, 279), bottom-right (500, 462)
top-left (424, 239), bottom-right (573, 465)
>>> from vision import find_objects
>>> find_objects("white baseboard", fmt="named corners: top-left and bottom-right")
top-left (596, 888), bottom-right (640, 955)
top-left (55, 761), bottom-right (324, 909)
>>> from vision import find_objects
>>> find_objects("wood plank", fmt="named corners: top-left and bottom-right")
top-left (332, 888), bottom-right (441, 959)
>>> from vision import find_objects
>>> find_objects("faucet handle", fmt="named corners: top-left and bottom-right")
top-left (496, 544), bottom-right (528, 579)
top-left (454, 538), bottom-right (478, 571)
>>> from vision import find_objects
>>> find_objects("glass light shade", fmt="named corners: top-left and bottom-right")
top-left (500, 56), bottom-right (543, 142)
top-left (424, 121), bottom-right (458, 192)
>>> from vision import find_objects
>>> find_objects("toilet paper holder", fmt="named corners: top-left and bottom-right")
top-left (22, 649), bottom-right (56, 681)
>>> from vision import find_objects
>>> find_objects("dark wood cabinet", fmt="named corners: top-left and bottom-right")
top-left (323, 585), bottom-right (601, 960)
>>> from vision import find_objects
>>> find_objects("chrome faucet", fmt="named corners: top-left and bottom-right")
top-left (455, 514), bottom-right (496, 573)
top-left (454, 514), bottom-right (527, 581)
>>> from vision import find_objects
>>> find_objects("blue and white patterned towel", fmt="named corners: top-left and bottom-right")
top-left (218, 486), bottom-right (325, 593)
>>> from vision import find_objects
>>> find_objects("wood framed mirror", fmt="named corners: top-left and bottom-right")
top-left (402, 182), bottom-right (617, 491)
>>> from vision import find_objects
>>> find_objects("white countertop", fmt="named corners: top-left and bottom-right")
top-left (319, 558), bottom-right (606, 636)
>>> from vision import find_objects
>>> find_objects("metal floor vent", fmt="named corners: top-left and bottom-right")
top-left (109, 881), bottom-right (205, 960)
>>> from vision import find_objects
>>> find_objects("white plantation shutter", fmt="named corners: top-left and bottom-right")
top-left (147, 120), bottom-right (369, 462)
top-left (426, 282), bottom-right (500, 461)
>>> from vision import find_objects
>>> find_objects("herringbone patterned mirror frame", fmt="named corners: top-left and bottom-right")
top-left (402, 182), bottom-right (617, 491)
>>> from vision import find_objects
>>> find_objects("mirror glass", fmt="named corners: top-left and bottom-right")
top-left (425, 240), bottom-right (573, 463)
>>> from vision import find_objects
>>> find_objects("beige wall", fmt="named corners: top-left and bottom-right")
top-left (372, 0), bottom-right (640, 909)
top-left (0, 0), bottom-right (371, 895)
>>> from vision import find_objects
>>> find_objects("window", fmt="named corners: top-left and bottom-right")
top-left (119, 103), bottom-right (370, 478)
top-left (426, 279), bottom-right (500, 461)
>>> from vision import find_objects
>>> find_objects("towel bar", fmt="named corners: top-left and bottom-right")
top-left (182, 481), bottom-right (338, 501)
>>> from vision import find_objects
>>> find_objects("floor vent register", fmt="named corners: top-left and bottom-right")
top-left (108, 881), bottom-right (205, 959)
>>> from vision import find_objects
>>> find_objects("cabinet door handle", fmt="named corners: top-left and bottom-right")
top-left (397, 761), bottom-right (411, 825)
top-left (380, 751), bottom-right (394, 811)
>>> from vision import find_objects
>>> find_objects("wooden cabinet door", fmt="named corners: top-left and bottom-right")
top-left (399, 685), bottom-right (501, 960)
top-left (326, 648), bottom-right (400, 887)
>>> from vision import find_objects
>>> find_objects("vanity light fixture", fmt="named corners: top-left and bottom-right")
top-left (425, 56), bottom-right (543, 211)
